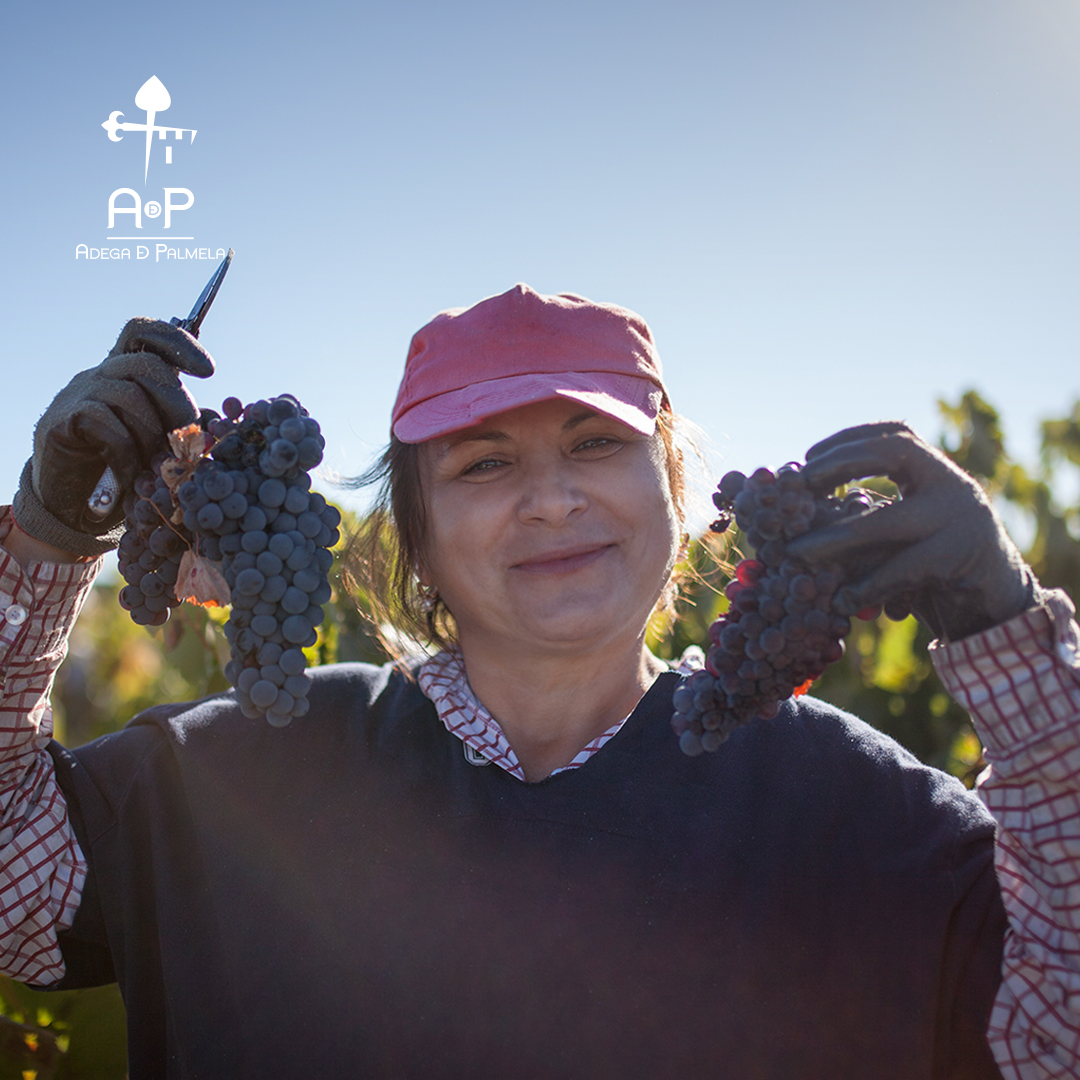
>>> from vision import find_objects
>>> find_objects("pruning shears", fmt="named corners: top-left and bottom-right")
top-left (87, 249), bottom-right (233, 519)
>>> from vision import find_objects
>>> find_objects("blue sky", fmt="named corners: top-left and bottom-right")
top-left (3, 0), bottom-right (1079, 529)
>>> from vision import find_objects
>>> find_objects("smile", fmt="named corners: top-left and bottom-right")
top-left (510, 544), bottom-right (615, 575)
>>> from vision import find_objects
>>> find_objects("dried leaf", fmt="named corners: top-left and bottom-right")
top-left (176, 550), bottom-right (231, 608)
top-left (159, 456), bottom-right (195, 496)
top-left (169, 423), bottom-right (212, 462)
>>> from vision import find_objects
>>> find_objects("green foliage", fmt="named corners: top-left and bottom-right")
top-left (647, 534), bottom-right (731, 665)
top-left (940, 390), bottom-right (1080, 601)
top-left (0, 975), bottom-right (126, 1080)
top-left (813, 390), bottom-right (1080, 785)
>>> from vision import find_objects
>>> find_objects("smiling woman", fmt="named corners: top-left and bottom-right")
top-left (2, 284), bottom-right (1080, 1078)
top-left (348, 286), bottom-right (685, 781)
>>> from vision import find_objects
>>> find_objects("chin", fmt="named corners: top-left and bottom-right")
top-left (514, 600), bottom-right (652, 651)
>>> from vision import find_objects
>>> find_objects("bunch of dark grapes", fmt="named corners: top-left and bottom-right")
top-left (117, 452), bottom-right (193, 627)
top-left (118, 394), bottom-right (341, 727)
top-left (673, 464), bottom-right (881, 756)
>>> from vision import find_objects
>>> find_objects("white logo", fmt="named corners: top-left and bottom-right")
top-left (102, 76), bottom-right (196, 184)
top-left (100, 76), bottom-right (197, 235)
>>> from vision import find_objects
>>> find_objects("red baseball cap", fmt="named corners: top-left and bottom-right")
top-left (390, 283), bottom-right (669, 443)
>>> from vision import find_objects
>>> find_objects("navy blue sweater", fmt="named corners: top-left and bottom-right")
top-left (48, 664), bottom-right (1005, 1079)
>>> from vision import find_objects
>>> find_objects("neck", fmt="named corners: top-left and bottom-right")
top-left (458, 635), bottom-right (668, 783)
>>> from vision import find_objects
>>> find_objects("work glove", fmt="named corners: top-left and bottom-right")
top-left (786, 421), bottom-right (1041, 642)
top-left (13, 318), bottom-right (214, 557)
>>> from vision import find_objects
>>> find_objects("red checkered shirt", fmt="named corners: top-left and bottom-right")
top-left (930, 590), bottom-right (1080, 1078)
top-left (2, 509), bottom-right (1079, 1079)
top-left (0, 509), bottom-right (97, 986)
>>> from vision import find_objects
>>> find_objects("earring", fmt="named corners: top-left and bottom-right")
top-left (418, 583), bottom-right (439, 612)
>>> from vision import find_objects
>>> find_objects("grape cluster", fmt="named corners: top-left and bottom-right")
top-left (118, 394), bottom-right (341, 727)
top-left (117, 452), bottom-right (196, 626)
top-left (673, 464), bottom-right (881, 756)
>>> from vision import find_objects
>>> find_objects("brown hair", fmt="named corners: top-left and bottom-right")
top-left (342, 409), bottom-right (687, 658)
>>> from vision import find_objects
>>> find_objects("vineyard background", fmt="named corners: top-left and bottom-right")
top-left (3, 390), bottom-right (1080, 1077)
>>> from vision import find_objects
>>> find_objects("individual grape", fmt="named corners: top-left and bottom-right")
top-left (282, 614), bottom-right (314, 645)
top-left (259, 478), bottom-right (287, 508)
top-left (270, 689), bottom-right (295, 713)
top-left (201, 470), bottom-right (234, 501)
top-left (267, 397), bottom-right (299, 424)
top-left (220, 492), bottom-right (248, 519)
top-left (197, 503), bottom-right (224, 531)
top-left (284, 673), bottom-right (310, 698)
top-left (279, 417), bottom-right (307, 443)
top-left (241, 530), bottom-right (269, 554)
top-left (251, 614), bottom-right (279, 638)
top-left (250, 680), bottom-right (280, 709)
top-left (297, 438), bottom-right (323, 470)
top-left (285, 544), bottom-right (309, 571)
top-left (256, 551), bottom-right (284, 576)
top-left (257, 642), bottom-right (283, 666)
top-left (279, 648), bottom-right (306, 675)
top-left (235, 568), bottom-right (266, 596)
top-left (242, 506), bottom-right (268, 533)
top-left (674, 463), bottom-right (889, 755)
top-left (281, 586), bottom-right (309, 615)
top-left (260, 664), bottom-right (287, 687)
top-left (283, 486), bottom-right (309, 515)
top-left (268, 533), bottom-right (294, 560)
top-left (260, 575), bottom-right (288, 603)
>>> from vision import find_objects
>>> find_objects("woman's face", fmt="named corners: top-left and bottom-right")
top-left (417, 398), bottom-right (681, 660)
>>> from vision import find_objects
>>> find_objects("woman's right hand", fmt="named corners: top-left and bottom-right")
top-left (12, 318), bottom-right (215, 558)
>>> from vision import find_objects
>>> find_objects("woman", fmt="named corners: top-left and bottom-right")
top-left (1, 284), bottom-right (1077, 1078)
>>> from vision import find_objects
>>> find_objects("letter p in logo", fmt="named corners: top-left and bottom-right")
top-left (163, 188), bottom-right (194, 229)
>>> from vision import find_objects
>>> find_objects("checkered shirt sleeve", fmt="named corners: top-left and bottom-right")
top-left (933, 589), bottom-right (1080, 1079)
top-left (0, 509), bottom-right (99, 987)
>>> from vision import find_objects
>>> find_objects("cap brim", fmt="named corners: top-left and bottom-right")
top-left (392, 372), bottom-right (664, 443)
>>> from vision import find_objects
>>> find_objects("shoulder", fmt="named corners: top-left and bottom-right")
top-left (66, 661), bottom-right (433, 778)
top-left (733, 692), bottom-right (996, 842)
top-left (638, 677), bottom-right (993, 846)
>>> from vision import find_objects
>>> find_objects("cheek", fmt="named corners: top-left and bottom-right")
top-left (420, 488), bottom-right (505, 596)
top-left (610, 454), bottom-right (681, 588)
top-left (641, 444), bottom-right (682, 547)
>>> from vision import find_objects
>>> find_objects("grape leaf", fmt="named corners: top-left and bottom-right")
top-left (175, 551), bottom-right (231, 608)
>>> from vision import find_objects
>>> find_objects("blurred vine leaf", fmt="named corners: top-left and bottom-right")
top-left (0, 974), bottom-right (126, 1080)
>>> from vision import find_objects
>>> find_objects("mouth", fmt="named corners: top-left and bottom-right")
top-left (510, 544), bottom-right (616, 575)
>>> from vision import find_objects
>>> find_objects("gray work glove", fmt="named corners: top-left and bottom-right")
top-left (786, 421), bottom-right (1041, 642)
top-left (13, 318), bottom-right (214, 557)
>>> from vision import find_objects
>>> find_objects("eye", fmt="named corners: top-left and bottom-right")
top-left (461, 455), bottom-right (508, 476)
top-left (572, 435), bottom-right (623, 455)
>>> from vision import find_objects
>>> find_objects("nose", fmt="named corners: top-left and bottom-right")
top-left (516, 461), bottom-right (588, 526)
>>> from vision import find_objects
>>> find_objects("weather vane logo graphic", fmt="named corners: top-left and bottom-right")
top-left (97, 75), bottom-right (200, 235)
top-left (102, 76), bottom-right (196, 183)
top-left (80, 76), bottom-right (224, 262)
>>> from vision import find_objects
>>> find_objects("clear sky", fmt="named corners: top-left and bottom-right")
top-left (3, 0), bottom-right (1079, 531)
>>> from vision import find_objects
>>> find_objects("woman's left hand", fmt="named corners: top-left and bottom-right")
top-left (785, 421), bottom-right (1040, 641)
